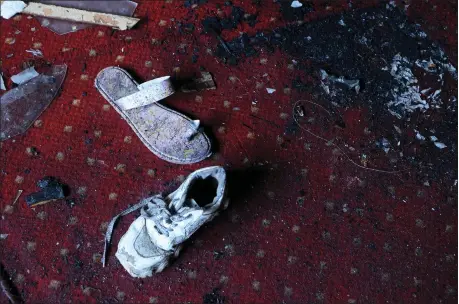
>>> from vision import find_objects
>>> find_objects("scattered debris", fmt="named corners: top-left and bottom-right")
top-left (214, 5), bottom-right (455, 124)
top-left (34, 1), bottom-right (138, 34)
top-left (202, 6), bottom-right (253, 62)
top-left (320, 69), bottom-right (360, 94)
top-left (26, 49), bottom-right (43, 57)
top-left (387, 47), bottom-right (456, 118)
top-left (434, 142), bottom-right (447, 149)
top-left (387, 54), bottom-right (427, 118)
top-left (293, 100), bottom-right (404, 174)
top-left (360, 154), bottom-right (368, 167)
top-left (0, 74), bottom-right (5, 91)
top-left (181, 72), bottom-right (216, 92)
top-left (0, 0), bottom-right (27, 19)
top-left (415, 58), bottom-right (437, 73)
top-left (429, 136), bottom-right (447, 149)
top-left (11, 67), bottom-right (39, 85)
top-left (414, 131), bottom-right (447, 149)
top-left (376, 138), bottom-right (391, 153)
top-left (1, 1), bottom-right (140, 32)
top-left (25, 177), bottom-right (67, 207)
top-left (214, 31), bottom-right (233, 57)
top-left (291, 1), bottom-right (303, 8)
top-left (0, 64), bottom-right (67, 141)
top-left (213, 250), bottom-right (224, 260)
top-left (266, 88), bottom-right (276, 94)
top-left (202, 6), bottom-right (245, 34)
top-left (440, 61), bottom-right (458, 80)
top-left (28, 2), bottom-right (140, 30)
top-left (420, 88), bottom-right (432, 95)
top-left (0, 234), bottom-right (8, 240)
top-left (11, 190), bottom-right (23, 205)
top-left (295, 105), bottom-right (305, 117)
top-left (415, 130), bottom-right (426, 141)
top-left (203, 24), bottom-right (235, 60)
top-left (416, 57), bottom-right (458, 80)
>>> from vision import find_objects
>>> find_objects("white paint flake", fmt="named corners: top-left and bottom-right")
top-left (11, 67), bottom-right (39, 85)
top-left (26, 49), bottom-right (44, 57)
top-left (291, 1), bottom-right (303, 8)
top-left (0, 73), bottom-right (5, 90)
top-left (415, 130), bottom-right (425, 141)
top-left (434, 142), bottom-right (447, 149)
top-left (1, 1), bottom-right (26, 19)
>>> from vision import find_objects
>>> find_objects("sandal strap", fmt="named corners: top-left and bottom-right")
top-left (115, 76), bottom-right (175, 111)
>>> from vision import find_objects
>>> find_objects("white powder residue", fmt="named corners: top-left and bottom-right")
top-left (387, 53), bottom-right (456, 118)
top-left (387, 54), bottom-right (427, 118)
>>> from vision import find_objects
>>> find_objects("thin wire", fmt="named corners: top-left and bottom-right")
top-left (292, 99), bottom-right (407, 174)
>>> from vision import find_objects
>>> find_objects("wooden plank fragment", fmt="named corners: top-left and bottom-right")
top-left (22, 2), bottom-right (140, 30)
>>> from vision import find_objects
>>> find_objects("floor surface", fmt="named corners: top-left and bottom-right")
top-left (0, 1), bottom-right (457, 303)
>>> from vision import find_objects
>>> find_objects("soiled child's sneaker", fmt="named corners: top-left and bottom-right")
top-left (115, 214), bottom-right (176, 278)
top-left (103, 166), bottom-right (228, 278)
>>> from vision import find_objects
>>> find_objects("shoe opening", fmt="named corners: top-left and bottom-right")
top-left (186, 176), bottom-right (218, 207)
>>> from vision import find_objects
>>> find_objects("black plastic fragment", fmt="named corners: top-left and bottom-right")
top-left (25, 177), bottom-right (67, 207)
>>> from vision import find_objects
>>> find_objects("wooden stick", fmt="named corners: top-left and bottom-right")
top-left (11, 190), bottom-right (23, 205)
top-left (22, 2), bottom-right (140, 30)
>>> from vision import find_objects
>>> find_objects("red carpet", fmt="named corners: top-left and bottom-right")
top-left (0, 1), bottom-right (457, 303)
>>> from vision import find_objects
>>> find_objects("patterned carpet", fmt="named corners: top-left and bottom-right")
top-left (0, 1), bottom-right (457, 303)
